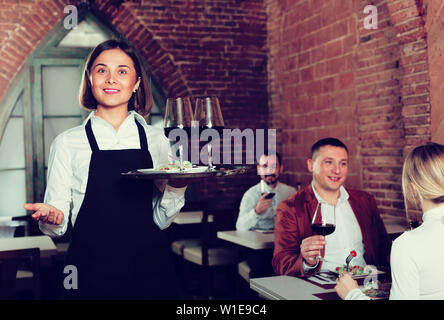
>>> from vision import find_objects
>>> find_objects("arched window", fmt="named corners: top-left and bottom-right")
top-left (0, 10), bottom-right (165, 223)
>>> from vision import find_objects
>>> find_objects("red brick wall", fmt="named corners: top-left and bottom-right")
top-left (266, 0), bottom-right (431, 217)
top-left (266, 0), bottom-right (361, 187)
top-left (424, 0), bottom-right (444, 143)
top-left (0, 0), bottom-right (71, 98)
top-left (357, 0), bottom-right (405, 217)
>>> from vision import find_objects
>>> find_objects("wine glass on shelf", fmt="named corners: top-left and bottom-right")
top-left (163, 97), bottom-right (194, 172)
top-left (311, 202), bottom-right (336, 262)
top-left (194, 96), bottom-right (225, 171)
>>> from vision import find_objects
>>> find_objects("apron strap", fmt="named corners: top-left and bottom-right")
top-left (85, 117), bottom-right (149, 153)
top-left (135, 119), bottom-right (149, 151)
top-left (85, 119), bottom-right (100, 152)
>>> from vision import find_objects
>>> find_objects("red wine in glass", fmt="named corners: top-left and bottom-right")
top-left (163, 97), bottom-right (193, 170)
top-left (312, 223), bottom-right (336, 236)
top-left (194, 97), bottom-right (224, 170)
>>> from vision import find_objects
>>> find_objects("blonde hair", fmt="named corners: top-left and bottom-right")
top-left (402, 142), bottom-right (444, 213)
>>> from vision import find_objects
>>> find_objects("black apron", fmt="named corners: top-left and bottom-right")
top-left (64, 119), bottom-right (179, 300)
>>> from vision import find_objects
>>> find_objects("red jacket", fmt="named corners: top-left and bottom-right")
top-left (272, 184), bottom-right (391, 277)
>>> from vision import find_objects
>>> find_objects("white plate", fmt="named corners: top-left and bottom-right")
top-left (138, 168), bottom-right (180, 173)
top-left (138, 166), bottom-right (208, 174)
top-left (184, 166), bottom-right (208, 173)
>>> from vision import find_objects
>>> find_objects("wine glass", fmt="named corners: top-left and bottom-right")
top-left (163, 97), bottom-right (194, 172)
top-left (311, 202), bottom-right (336, 262)
top-left (194, 96), bottom-right (224, 171)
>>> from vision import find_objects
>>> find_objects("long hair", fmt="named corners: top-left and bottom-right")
top-left (402, 142), bottom-right (444, 213)
top-left (79, 40), bottom-right (153, 116)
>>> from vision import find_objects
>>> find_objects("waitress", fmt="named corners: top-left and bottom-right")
top-left (24, 40), bottom-right (187, 299)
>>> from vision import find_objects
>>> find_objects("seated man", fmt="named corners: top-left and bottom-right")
top-left (236, 152), bottom-right (296, 277)
top-left (273, 138), bottom-right (391, 277)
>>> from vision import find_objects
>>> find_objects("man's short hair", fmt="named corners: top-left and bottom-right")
top-left (260, 151), bottom-right (282, 166)
top-left (310, 138), bottom-right (348, 159)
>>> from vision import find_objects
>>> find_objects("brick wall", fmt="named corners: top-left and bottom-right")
top-left (266, 0), bottom-right (361, 187)
top-left (266, 0), bottom-right (431, 218)
top-left (356, 0), bottom-right (405, 217)
top-left (0, 0), bottom-right (72, 99)
top-left (423, 0), bottom-right (443, 143)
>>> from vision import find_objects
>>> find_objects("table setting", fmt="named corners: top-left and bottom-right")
top-left (250, 249), bottom-right (392, 300)
top-left (304, 251), bottom-right (391, 300)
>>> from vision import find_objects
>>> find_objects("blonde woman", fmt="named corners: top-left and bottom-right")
top-left (335, 142), bottom-right (444, 300)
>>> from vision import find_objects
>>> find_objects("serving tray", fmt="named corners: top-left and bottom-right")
top-left (121, 165), bottom-right (255, 180)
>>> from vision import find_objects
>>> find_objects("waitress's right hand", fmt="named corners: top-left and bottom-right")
top-left (24, 203), bottom-right (64, 225)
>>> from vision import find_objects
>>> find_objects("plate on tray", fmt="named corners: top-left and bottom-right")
top-left (121, 165), bottom-right (255, 179)
top-left (138, 166), bottom-right (208, 174)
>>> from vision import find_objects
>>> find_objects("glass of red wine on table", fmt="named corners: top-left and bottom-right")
top-left (163, 97), bottom-right (194, 172)
top-left (311, 202), bottom-right (336, 262)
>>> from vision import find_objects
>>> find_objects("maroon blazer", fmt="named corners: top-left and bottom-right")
top-left (272, 184), bottom-right (391, 277)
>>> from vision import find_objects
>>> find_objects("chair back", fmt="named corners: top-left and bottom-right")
top-left (0, 248), bottom-right (41, 300)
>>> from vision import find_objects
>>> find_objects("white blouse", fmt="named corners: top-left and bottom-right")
top-left (346, 205), bottom-right (444, 300)
top-left (389, 205), bottom-right (444, 299)
top-left (40, 111), bottom-right (186, 237)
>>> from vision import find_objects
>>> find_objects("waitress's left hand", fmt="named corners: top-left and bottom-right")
top-left (334, 271), bottom-right (359, 300)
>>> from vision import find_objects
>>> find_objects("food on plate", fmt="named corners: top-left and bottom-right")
top-left (334, 265), bottom-right (367, 275)
top-left (156, 161), bottom-right (193, 171)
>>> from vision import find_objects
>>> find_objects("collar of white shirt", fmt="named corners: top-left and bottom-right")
top-left (83, 110), bottom-right (144, 128)
top-left (311, 181), bottom-right (349, 205)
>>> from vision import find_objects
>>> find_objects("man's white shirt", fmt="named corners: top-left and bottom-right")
top-left (307, 181), bottom-right (366, 272)
top-left (236, 180), bottom-right (296, 231)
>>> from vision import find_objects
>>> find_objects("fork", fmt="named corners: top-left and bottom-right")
top-left (345, 250), bottom-right (357, 272)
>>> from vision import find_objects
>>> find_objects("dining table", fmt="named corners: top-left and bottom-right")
top-left (250, 275), bottom-right (336, 300)
top-left (217, 214), bottom-right (409, 250)
top-left (250, 267), bottom-right (390, 300)
top-left (0, 235), bottom-right (58, 266)
top-left (173, 210), bottom-right (214, 224)
top-left (217, 230), bottom-right (274, 250)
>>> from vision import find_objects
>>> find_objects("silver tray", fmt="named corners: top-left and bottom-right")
top-left (121, 165), bottom-right (255, 180)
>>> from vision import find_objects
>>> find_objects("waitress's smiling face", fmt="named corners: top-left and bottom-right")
top-left (89, 48), bottom-right (140, 111)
